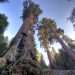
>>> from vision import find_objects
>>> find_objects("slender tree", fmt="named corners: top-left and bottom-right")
top-left (38, 18), bottom-right (57, 68)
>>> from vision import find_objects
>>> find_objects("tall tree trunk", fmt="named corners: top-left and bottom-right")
top-left (42, 41), bottom-right (56, 68)
top-left (43, 42), bottom-right (56, 68)
top-left (46, 49), bottom-right (57, 69)
top-left (55, 35), bottom-right (75, 61)
top-left (4, 14), bottom-right (36, 62)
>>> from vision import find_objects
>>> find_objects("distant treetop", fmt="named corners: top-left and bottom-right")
top-left (22, 0), bottom-right (42, 20)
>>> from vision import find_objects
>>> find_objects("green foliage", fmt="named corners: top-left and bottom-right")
top-left (0, 14), bottom-right (8, 56)
top-left (36, 51), bottom-right (42, 62)
top-left (0, 14), bottom-right (8, 33)
top-left (39, 18), bottom-right (57, 42)
top-left (69, 8), bottom-right (75, 23)
top-left (29, 2), bottom-right (42, 16)
top-left (38, 18), bottom-right (64, 49)
top-left (40, 18), bottom-right (57, 28)
top-left (38, 18), bottom-right (54, 46)
top-left (22, 1), bottom-right (42, 20)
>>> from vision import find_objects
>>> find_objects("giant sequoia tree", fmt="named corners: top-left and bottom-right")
top-left (4, 0), bottom-right (42, 67)
top-left (3, 1), bottom-right (43, 74)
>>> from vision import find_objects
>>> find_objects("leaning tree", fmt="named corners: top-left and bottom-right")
top-left (38, 18), bottom-right (57, 69)
top-left (38, 17), bottom-right (75, 66)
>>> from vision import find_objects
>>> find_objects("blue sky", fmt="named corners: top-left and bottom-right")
top-left (0, 0), bottom-right (75, 65)
top-left (0, 0), bottom-right (75, 40)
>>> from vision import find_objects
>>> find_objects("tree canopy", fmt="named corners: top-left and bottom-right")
top-left (0, 14), bottom-right (8, 33)
top-left (22, 0), bottom-right (42, 21)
